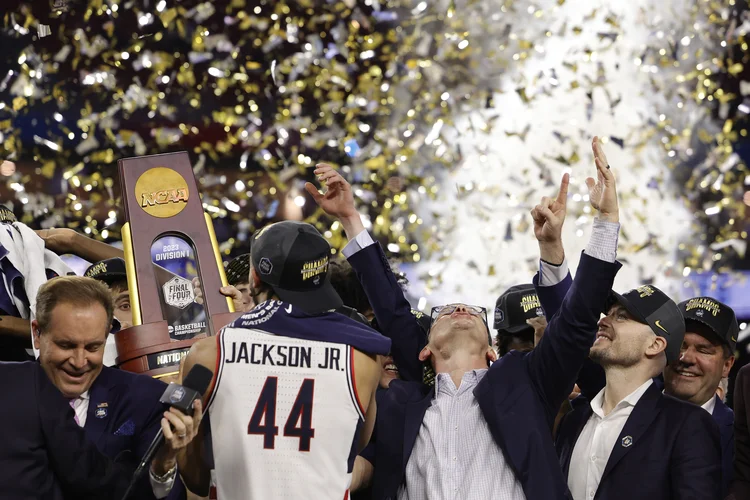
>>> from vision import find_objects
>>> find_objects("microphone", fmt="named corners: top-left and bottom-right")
top-left (121, 364), bottom-right (213, 500)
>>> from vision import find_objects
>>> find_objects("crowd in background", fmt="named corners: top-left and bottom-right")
top-left (2, 137), bottom-right (750, 500)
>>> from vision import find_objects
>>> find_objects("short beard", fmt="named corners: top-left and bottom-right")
top-left (589, 346), bottom-right (641, 369)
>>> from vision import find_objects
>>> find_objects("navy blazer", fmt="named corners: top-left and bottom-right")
top-left (730, 364), bottom-right (750, 499)
top-left (537, 275), bottom-right (733, 497)
top-left (86, 366), bottom-right (186, 500)
top-left (0, 362), bottom-right (130, 499)
top-left (713, 396), bottom-right (734, 497)
top-left (556, 383), bottom-right (721, 500)
top-left (349, 242), bottom-right (620, 500)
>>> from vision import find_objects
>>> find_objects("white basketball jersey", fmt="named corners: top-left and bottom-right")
top-left (207, 326), bottom-right (365, 500)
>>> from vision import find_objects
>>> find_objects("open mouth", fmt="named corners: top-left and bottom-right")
top-left (384, 363), bottom-right (399, 374)
top-left (594, 331), bottom-right (612, 342)
top-left (674, 370), bottom-right (700, 378)
top-left (62, 370), bottom-right (87, 382)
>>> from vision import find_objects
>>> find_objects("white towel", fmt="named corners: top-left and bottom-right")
top-left (0, 222), bottom-right (74, 359)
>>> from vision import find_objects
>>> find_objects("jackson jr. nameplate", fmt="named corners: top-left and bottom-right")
top-left (116, 151), bottom-right (242, 378)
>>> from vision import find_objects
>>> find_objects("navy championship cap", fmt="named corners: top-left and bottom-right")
top-left (679, 297), bottom-right (739, 351)
top-left (607, 285), bottom-right (685, 363)
top-left (225, 253), bottom-right (251, 286)
top-left (84, 258), bottom-right (128, 286)
top-left (251, 221), bottom-right (342, 315)
top-left (494, 284), bottom-right (545, 334)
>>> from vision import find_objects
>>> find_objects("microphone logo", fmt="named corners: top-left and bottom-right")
top-left (170, 386), bottom-right (186, 403)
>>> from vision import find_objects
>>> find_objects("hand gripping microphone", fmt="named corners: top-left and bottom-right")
top-left (121, 364), bottom-right (213, 500)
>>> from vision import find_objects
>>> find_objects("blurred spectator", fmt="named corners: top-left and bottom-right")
top-left (719, 377), bottom-right (729, 402)
top-left (493, 284), bottom-right (545, 355)
top-left (33, 276), bottom-right (200, 499)
top-left (732, 364), bottom-right (750, 498)
top-left (330, 258), bottom-right (374, 321)
top-left (84, 257), bottom-right (131, 367)
top-left (224, 253), bottom-right (255, 311)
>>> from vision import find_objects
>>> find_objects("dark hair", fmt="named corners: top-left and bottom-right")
top-left (496, 334), bottom-right (534, 356)
top-left (328, 258), bottom-right (372, 316)
top-left (109, 279), bottom-right (129, 295)
top-left (36, 276), bottom-right (115, 334)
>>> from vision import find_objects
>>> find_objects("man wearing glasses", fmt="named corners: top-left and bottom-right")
top-left (306, 138), bottom-right (620, 500)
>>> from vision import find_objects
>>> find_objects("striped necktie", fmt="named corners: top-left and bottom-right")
top-left (69, 398), bottom-right (81, 426)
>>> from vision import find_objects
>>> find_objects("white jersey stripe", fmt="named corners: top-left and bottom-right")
top-left (345, 346), bottom-right (365, 421)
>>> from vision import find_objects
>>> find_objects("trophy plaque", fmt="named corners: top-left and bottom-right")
top-left (116, 152), bottom-right (242, 378)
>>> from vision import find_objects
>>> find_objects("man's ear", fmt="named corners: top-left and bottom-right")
top-left (250, 267), bottom-right (263, 288)
top-left (486, 347), bottom-right (497, 363)
top-left (32, 320), bottom-right (41, 350)
top-left (723, 355), bottom-right (736, 378)
top-left (647, 335), bottom-right (668, 357)
top-left (418, 346), bottom-right (432, 362)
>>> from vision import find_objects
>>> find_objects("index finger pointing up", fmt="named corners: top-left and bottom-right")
top-left (556, 173), bottom-right (570, 206)
top-left (592, 137), bottom-right (608, 166)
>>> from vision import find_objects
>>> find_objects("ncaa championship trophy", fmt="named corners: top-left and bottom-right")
top-left (116, 151), bottom-right (242, 378)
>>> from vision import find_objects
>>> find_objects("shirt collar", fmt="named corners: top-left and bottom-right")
top-left (590, 379), bottom-right (653, 418)
top-left (76, 390), bottom-right (90, 402)
top-left (435, 369), bottom-right (488, 396)
top-left (701, 395), bottom-right (717, 415)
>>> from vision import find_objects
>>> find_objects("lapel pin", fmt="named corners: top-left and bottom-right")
top-left (621, 435), bottom-right (633, 448)
top-left (95, 402), bottom-right (108, 419)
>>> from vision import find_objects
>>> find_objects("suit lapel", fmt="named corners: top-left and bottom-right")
top-left (600, 383), bottom-right (662, 481)
top-left (712, 397), bottom-right (734, 450)
top-left (84, 370), bottom-right (112, 446)
top-left (402, 387), bottom-right (434, 467)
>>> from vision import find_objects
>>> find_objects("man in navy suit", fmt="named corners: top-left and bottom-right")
top-left (664, 297), bottom-right (737, 496)
top-left (553, 284), bottom-right (721, 500)
top-left (0, 360), bottom-right (131, 499)
top-left (305, 136), bottom-right (622, 499)
top-left (537, 269), bottom-right (735, 496)
top-left (32, 276), bottom-right (201, 500)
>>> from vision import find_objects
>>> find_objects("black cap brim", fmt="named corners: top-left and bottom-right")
top-left (92, 273), bottom-right (128, 286)
top-left (498, 323), bottom-right (535, 336)
top-left (607, 292), bottom-right (648, 324)
top-left (685, 317), bottom-right (735, 350)
top-left (273, 281), bottom-right (343, 315)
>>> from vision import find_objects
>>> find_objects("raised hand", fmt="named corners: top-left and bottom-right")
top-left (305, 163), bottom-right (364, 239)
top-left (586, 137), bottom-right (619, 223)
top-left (35, 228), bottom-right (77, 254)
top-left (304, 164), bottom-right (359, 219)
top-left (531, 173), bottom-right (569, 244)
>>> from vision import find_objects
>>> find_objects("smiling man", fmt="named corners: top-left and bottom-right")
top-left (33, 276), bottom-right (199, 500)
top-left (664, 297), bottom-right (737, 496)
top-left (555, 286), bottom-right (721, 500)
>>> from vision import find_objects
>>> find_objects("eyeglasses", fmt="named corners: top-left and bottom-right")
top-left (430, 303), bottom-right (488, 323)
top-left (429, 303), bottom-right (492, 344)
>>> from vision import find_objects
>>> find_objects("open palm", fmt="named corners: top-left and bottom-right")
top-left (586, 136), bottom-right (618, 221)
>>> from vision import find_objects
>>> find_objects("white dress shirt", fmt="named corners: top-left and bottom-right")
top-left (568, 379), bottom-right (654, 500)
top-left (398, 370), bottom-right (526, 500)
top-left (701, 395), bottom-right (717, 415)
top-left (70, 392), bottom-right (175, 498)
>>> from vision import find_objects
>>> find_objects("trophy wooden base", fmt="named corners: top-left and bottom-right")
top-left (116, 313), bottom-right (243, 378)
